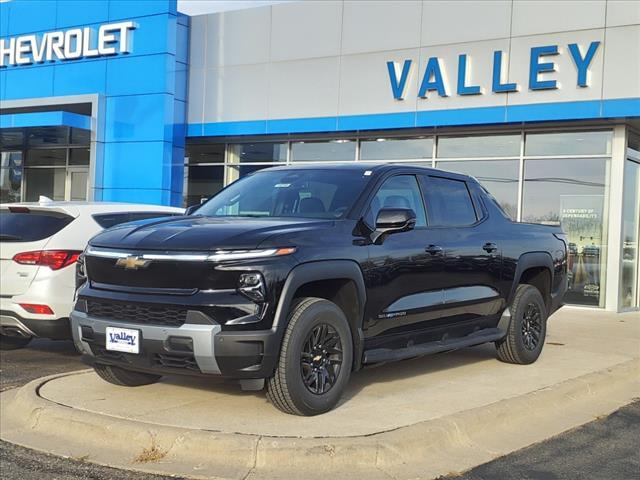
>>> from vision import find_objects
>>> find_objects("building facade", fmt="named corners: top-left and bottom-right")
top-left (1, 0), bottom-right (639, 312)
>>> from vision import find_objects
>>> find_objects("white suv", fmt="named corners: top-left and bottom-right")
top-left (0, 199), bottom-right (183, 349)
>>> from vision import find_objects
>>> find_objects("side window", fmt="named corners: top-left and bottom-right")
top-left (421, 176), bottom-right (477, 226)
top-left (367, 175), bottom-right (427, 227)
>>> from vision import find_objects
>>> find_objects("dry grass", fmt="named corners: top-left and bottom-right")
top-left (133, 438), bottom-right (168, 464)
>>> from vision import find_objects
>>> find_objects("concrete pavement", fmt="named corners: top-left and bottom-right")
top-left (1, 308), bottom-right (638, 479)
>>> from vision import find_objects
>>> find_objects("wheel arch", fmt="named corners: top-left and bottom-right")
top-left (509, 252), bottom-right (554, 311)
top-left (273, 260), bottom-right (367, 371)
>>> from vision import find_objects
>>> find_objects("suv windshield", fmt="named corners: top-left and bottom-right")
top-left (195, 169), bottom-right (370, 219)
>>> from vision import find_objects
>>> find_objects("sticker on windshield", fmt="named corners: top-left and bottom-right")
top-left (274, 183), bottom-right (291, 188)
top-left (364, 170), bottom-right (372, 176)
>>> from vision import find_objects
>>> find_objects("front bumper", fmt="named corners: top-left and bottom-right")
top-left (71, 310), bottom-right (281, 379)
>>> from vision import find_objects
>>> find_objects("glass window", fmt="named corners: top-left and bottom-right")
top-left (196, 169), bottom-right (369, 219)
top-left (70, 128), bottom-right (90, 146)
top-left (184, 165), bottom-right (224, 206)
top-left (231, 143), bottom-right (287, 162)
top-left (26, 126), bottom-right (69, 147)
top-left (69, 170), bottom-right (88, 201)
top-left (368, 175), bottom-right (427, 227)
top-left (522, 158), bottom-right (608, 306)
top-left (0, 210), bottom-right (74, 242)
top-left (24, 168), bottom-right (65, 201)
top-left (437, 134), bottom-right (520, 158)
top-left (422, 176), bottom-right (477, 226)
top-left (25, 148), bottom-right (66, 166)
top-left (0, 129), bottom-right (24, 150)
top-left (291, 140), bottom-right (356, 162)
top-left (185, 143), bottom-right (225, 164)
top-left (620, 159), bottom-right (639, 309)
top-left (0, 167), bottom-right (22, 203)
top-left (69, 148), bottom-right (90, 165)
top-left (525, 131), bottom-right (612, 156)
top-left (360, 137), bottom-right (433, 160)
top-left (436, 160), bottom-right (519, 220)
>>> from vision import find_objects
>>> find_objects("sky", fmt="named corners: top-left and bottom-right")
top-left (177, 0), bottom-right (293, 16)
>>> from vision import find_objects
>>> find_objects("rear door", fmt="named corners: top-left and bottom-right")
top-left (0, 207), bottom-right (74, 295)
top-left (419, 175), bottom-right (503, 321)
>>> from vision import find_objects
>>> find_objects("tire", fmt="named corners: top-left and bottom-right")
top-left (0, 334), bottom-right (32, 350)
top-left (496, 284), bottom-right (548, 365)
top-left (93, 364), bottom-right (162, 387)
top-left (267, 297), bottom-right (353, 416)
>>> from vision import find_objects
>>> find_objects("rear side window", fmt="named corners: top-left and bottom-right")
top-left (0, 210), bottom-right (74, 242)
top-left (92, 211), bottom-right (178, 229)
top-left (422, 176), bottom-right (477, 226)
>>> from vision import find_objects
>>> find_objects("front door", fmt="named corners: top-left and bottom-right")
top-left (362, 174), bottom-right (445, 338)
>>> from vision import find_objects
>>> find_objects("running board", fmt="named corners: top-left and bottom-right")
top-left (363, 327), bottom-right (505, 365)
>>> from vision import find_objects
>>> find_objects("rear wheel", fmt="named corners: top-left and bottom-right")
top-left (496, 284), bottom-right (547, 365)
top-left (267, 297), bottom-right (353, 416)
top-left (93, 364), bottom-right (162, 387)
top-left (0, 334), bottom-right (32, 350)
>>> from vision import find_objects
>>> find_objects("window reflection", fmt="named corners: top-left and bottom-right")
top-left (360, 137), bottom-right (433, 160)
top-left (437, 134), bottom-right (520, 158)
top-left (525, 131), bottom-right (612, 156)
top-left (436, 160), bottom-right (519, 220)
top-left (523, 158), bottom-right (608, 306)
top-left (291, 140), bottom-right (356, 162)
top-left (184, 165), bottom-right (224, 206)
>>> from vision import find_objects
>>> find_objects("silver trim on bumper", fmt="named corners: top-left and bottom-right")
top-left (70, 311), bottom-right (222, 374)
top-left (0, 315), bottom-right (36, 337)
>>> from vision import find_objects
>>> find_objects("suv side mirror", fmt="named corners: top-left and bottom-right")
top-left (371, 207), bottom-right (416, 244)
top-left (185, 204), bottom-right (200, 215)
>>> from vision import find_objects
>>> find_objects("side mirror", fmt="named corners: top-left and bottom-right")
top-left (371, 207), bottom-right (416, 244)
top-left (185, 204), bottom-right (200, 215)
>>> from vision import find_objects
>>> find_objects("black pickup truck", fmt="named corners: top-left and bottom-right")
top-left (71, 164), bottom-right (567, 415)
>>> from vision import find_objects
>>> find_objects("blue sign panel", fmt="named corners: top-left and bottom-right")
top-left (0, 0), bottom-right (188, 206)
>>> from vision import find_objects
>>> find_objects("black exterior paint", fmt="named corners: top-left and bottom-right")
top-left (75, 164), bottom-right (568, 378)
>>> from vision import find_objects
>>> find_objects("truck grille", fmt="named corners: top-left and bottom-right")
top-left (86, 299), bottom-right (187, 327)
top-left (153, 353), bottom-right (200, 372)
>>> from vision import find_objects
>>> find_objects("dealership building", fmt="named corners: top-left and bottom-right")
top-left (0, 0), bottom-right (639, 311)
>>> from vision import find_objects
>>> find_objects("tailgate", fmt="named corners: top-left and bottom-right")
top-left (0, 206), bottom-right (75, 296)
top-left (0, 240), bottom-right (49, 296)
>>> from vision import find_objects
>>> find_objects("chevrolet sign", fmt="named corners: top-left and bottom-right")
top-left (0, 21), bottom-right (136, 67)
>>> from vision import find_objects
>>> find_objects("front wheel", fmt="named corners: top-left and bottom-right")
top-left (93, 364), bottom-right (162, 387)
top-left (267, 297), bottom-right (353, 416)
top-left (496, 284), bottom-right (548, 365)
top-left (0, 334), bottom-right (32, 350)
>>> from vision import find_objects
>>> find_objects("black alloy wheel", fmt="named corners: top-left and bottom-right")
top-left (521, 302), bottom-right (543, 351)
top-left (300, 323), bottom-right (343, 395)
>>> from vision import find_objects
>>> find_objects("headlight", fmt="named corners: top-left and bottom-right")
top-left (238, 272), bottom-right (266, 303)
top-left (206, 247), bottom-right (296, 263)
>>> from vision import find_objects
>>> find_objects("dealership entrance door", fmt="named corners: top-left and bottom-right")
top-left (0, 126), bottom-right (90, 203)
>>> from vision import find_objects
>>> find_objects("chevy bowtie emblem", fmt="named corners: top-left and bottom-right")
top-left (115, 256), bottom-right (151, 270)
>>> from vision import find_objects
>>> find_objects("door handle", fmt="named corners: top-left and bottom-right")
top-left (425, 245), bottom-right (443, 255)
top-left (483, 242), bottom-right (498, 253)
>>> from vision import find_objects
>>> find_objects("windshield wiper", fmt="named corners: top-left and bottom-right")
top-left (0, 234), bottom-right (23, 241)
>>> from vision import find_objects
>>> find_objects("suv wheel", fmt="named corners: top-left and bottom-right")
top-left (267, 297), bottom-right (353, 416)
top-left (93, 364), bottom-right (162, 387)
top-left (496, 284), bottom-right (548, 365)
top-left (0, 334), bottom-right (32, 350)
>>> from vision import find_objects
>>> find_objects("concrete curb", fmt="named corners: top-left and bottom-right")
top-left (1, 359), bottom-right (639, 480)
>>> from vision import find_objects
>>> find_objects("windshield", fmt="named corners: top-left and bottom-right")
top-left (195, 169), bottom-right (370, 219)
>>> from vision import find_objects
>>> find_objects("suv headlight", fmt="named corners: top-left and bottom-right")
top-left (238, 272), bottom-right (266, 303)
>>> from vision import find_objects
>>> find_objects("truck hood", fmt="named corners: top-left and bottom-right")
top-left (88, 215), bottom-right (334, 251)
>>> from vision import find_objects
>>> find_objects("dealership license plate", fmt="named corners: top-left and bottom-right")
top-left (105, 326), bottom-right (140, 354)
